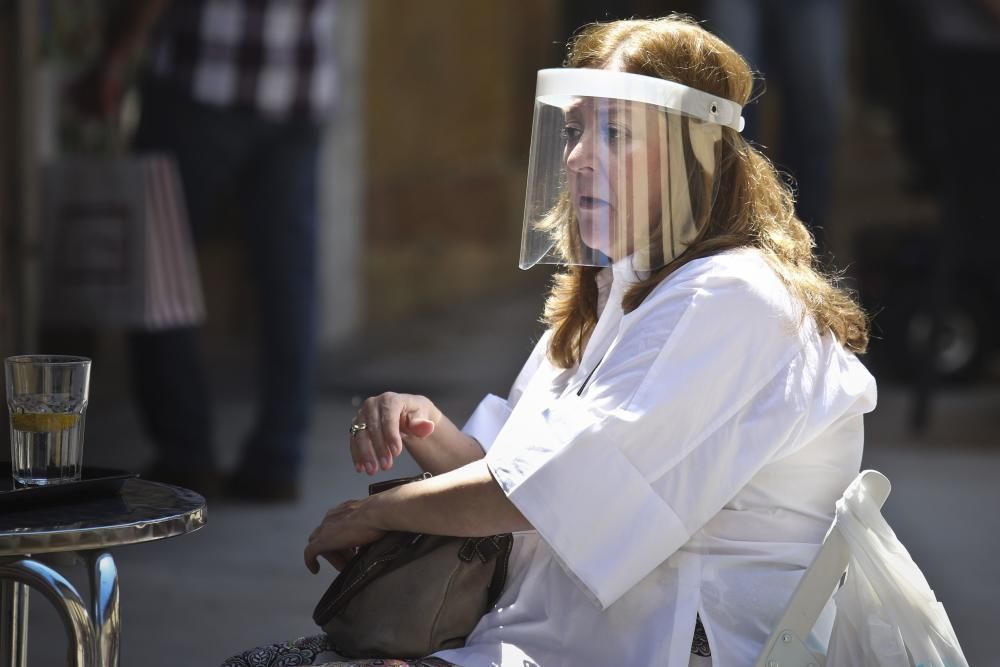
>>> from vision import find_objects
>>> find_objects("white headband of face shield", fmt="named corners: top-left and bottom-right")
top-left (535, 68), bottom-right (745, 132)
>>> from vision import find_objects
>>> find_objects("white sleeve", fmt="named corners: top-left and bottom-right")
top-left (485, 266), bottom-right (861, 609)
top-left (461, 394), bottom-right (511, 454)
top-left (462, 333), bottom-right (552, 454)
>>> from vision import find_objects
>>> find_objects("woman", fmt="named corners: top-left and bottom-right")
top-left (225, 15), bottom-right (875, 667)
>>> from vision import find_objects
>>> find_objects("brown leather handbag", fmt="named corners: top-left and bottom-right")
top-left (312, 474), bottom-right (513, 659)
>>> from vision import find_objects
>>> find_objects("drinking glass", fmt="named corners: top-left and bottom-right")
top-left (5, 355), bottom-right (91, 486)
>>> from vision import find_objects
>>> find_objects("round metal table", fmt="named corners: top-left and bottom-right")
top-left (0, 479), bottom-right (207, 667)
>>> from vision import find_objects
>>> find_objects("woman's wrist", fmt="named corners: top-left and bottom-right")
top-left (360, 486), bottom-right (400, 533)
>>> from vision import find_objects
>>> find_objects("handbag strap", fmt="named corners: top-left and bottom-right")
top-left (368, 472), bottom-right (432, 496)
top-left (485, 534), bottom-right (514, 608)
top-left (457, 535), bottom-right (507, 563)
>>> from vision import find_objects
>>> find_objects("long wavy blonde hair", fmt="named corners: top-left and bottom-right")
top-left (543, 15), bottom-right (869, 368)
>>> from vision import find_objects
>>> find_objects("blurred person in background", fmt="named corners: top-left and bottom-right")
top-left (75, 0), bottom-right (338, 501)
top-left (223, 15), bottom-right (875, 667)
top-left (703, 0), bottom-right (846, 257)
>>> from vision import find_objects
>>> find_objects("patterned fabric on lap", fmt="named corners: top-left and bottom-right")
top-left (221, 634), bottom-right (456, 667)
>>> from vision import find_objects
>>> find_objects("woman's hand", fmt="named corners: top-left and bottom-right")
top-left (349, 392), bottom-right (440, 475)
top-left (304, 497), bottom-right (386, 573)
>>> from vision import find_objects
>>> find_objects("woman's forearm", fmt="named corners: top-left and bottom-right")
top-left (366, 459), bottom-right (532, 536)
top-left (304, 459), bottom-right (531, 572)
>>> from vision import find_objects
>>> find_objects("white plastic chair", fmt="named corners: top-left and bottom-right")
top-left (752, 469), bottom-right (892, 667)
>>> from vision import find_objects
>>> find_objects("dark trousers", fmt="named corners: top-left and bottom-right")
top-left (130, 81), bottom-right (321, 479)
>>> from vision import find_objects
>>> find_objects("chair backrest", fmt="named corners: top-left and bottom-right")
top-left (752, 469), bottom-right (892, 667)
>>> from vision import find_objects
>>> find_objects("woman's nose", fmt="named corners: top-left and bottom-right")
top-left (566, 135), bottom-right (595, 173)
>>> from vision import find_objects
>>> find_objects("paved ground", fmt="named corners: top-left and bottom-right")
top-left (21, 282), bottom-right (1000, 666)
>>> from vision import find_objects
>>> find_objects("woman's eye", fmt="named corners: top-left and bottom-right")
top-left (561, 125), bottom-right (582, 142)
top-left (606, 125), bottom-right (627, 142)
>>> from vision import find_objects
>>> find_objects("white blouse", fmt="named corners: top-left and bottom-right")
top-left (434, 249), bottom-right (877, 667)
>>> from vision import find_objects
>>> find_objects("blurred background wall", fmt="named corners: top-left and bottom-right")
top-left (0, 4), bottom-right (16, 363)
top-left (3, 0), bottom-right (995, 391)
top-left (0, 0), bottom-right (719, 361)
top-left (0, 0), bottom-right (996, 451)
top-left (0, 2), bottom-right (38, 363)
top-left (362, 0), bottom-right (557, 326)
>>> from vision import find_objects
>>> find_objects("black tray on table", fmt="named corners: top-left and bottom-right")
top-left (0, 463), bottom-right (138, 510)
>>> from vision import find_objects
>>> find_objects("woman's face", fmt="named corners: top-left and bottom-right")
top-left (563, 97), bottom-right (665, 261)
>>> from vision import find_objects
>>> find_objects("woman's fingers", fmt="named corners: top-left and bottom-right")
top-left (355, 397), bottom-right (389, 472)
top-left (305, 542), bottom-right (352, 574)
top-left (350, 395), bottom-right (390, 474)
top-left (324, 548), bottom-right (356, 572)
top-left (307, 547), bottom-right (357, 573)
top-left (349, 424), bottom-right (378, 475)
top-left (306, 513), bottom-right (342, 573)
top-left (377, 398), bottom-right (406, 463)
top-left (350, 393), bottom-right (403, 473)
top-left (304, 541), bottom-right (322, 573)
top-left (350, 432), bottom-right (378, 475)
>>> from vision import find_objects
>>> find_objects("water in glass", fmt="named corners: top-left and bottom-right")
top-left (9, 394), bottom-right (87, 486)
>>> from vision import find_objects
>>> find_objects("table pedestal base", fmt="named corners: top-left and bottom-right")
top-left (0, 579), bottom-right (28, 666)
top-left (88, 552), bottom-right (120, 666)
top-left (0, 551), bottom-right (120, 667)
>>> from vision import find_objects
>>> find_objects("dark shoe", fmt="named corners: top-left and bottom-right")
top-left (225, 467), bottom-right (300, 503)
top-left (143, 461), bottom-right (223, 499)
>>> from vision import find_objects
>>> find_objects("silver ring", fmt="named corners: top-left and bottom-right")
top-left (349, 422), bottom-right (368, 437)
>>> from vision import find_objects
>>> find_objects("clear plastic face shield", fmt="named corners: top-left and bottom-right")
top-left (520, 69), bottom-right (745, 271)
